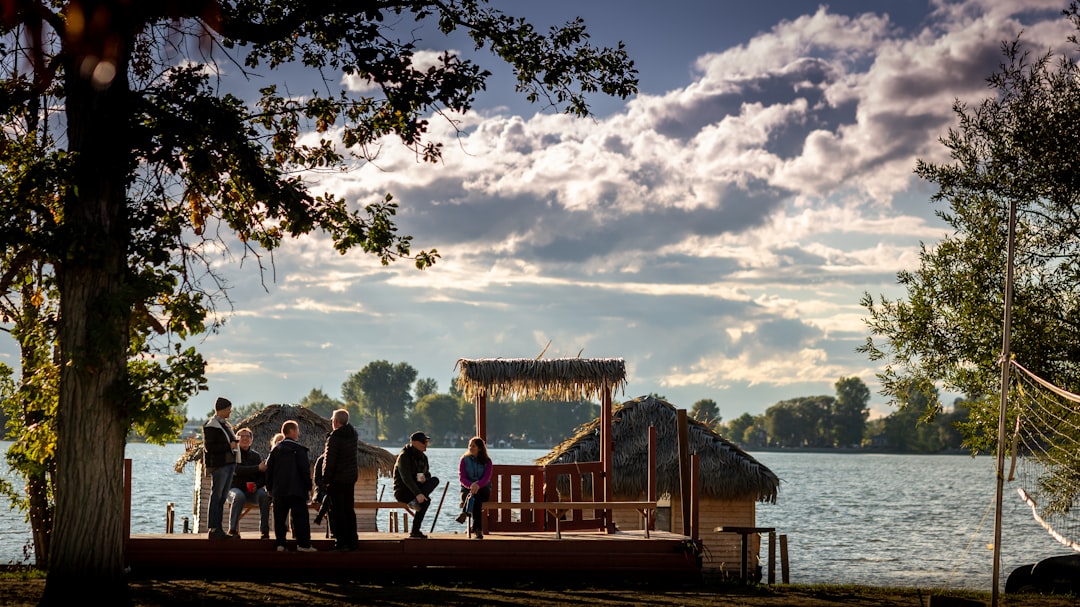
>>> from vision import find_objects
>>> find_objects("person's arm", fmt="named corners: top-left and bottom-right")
top-left (458, 457), bottom-right (468, 488)
top-left (321, 437), bottom-right (336, 485)
top-left (477, 460), bottom-right (493, 488)
top-left (397, 455), bottom-right (421, 496)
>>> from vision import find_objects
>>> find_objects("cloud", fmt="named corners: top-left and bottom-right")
top-left (176, 1), bottom-right (1069, 415)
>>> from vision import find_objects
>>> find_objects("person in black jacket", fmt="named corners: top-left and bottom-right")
top-left (203, 396), bottom-right (239, 540)
top-left (393, 431), bottom-right (440, 539)
top-left (265, 420), bottom-right (317, 552)
top-left (225, 427), bottom-right (271, 539)
top-left (320, 409), bottom-right (359, 551)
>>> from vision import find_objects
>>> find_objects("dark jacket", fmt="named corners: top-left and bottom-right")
top-left (265, 438), bottom-right (312, 499)
top-left (320, 423), bottom-right (359, 487)
top-left (202, 415), bottom-right (238, 469)
top-left (393, 444), bottom-right (430, 502)
top-left (231, 446), bottom-right (266, 491)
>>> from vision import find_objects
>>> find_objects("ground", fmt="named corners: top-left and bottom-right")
top-left (0, 575), bottom-right (1075, 607)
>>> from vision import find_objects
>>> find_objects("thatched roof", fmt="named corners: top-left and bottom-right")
top-left (455, 357), bottom-right (627, 402)
top-left (174, 404), bottom-right (395, 477)
top-left (536, 395), bottom-right (779, 503)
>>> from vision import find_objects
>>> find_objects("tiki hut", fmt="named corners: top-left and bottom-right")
top-left (456, 357), bottom-right (627, 502)
top-left (174, 404), bottom-right (395, 535)
top-left (537, 395), bottom-right (780, 573)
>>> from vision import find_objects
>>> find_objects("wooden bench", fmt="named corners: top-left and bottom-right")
top-left (482, 501), bottom-right (657, 539)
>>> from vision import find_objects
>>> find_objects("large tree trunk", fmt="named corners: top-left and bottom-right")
top-left (41, 3), bottom-right (135, 604)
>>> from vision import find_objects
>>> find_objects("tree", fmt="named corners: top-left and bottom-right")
top-left (833, 377), bottom-right (870, 447)
top-left (299, 389), bottom-right (342, 418)
top-left (413, 378), bottom-right (439, 402)
top-left (724, 412), bottom-right (755, 445)
top-left (860, 7), bottom-right (1080, 472)
top-left (344, 361), bottom-right (419, 441)
top-left (411, 393), bottom-right (465, 441)
top-left (0, 2), bottom-right (636, 603)
top-left (689, 398), bottom-right (720, 428)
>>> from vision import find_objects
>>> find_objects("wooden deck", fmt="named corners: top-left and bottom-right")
top-left (124, 529), bottom-right (702, 580)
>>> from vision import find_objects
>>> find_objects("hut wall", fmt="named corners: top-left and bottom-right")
top-left (191, 461), bottom-right (381, 534)
top-left (649, 496), bottom-right (759, 574)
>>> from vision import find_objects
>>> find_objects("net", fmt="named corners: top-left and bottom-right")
top-left (1009, 360), bottom-right (1080, 552)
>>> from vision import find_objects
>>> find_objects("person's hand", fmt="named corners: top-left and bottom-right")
top-left (258, 461), bottom-right (267, 472)
top-left (229, 440), bottom-right (238, 448)
top-left (470, 481), bottom-right (479, 495)
top-left (416, 494), bottom-right (427, 504)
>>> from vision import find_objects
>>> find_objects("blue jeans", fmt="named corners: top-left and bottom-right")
top-left (227, 486), bottom-right (271, 535)
top-left (207, 465), bottom-right (235, 532)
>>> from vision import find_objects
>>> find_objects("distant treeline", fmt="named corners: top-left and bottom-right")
top-left (135, 362), bottom-right (969, 453)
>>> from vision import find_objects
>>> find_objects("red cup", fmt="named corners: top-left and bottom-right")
top-left (246, 481), bottom-right (256, 493)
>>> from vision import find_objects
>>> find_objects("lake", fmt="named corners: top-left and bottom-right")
top-left (0, 442), bottom-right (1067, 591)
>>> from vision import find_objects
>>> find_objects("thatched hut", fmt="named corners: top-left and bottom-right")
top-left (174, 404), bottom-right (395, 535)
top-left (537, 395), bottom-right (779, 573)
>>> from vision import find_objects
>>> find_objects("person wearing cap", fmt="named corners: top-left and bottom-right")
top-left (203, 396), bottom-right (241, 540)
top-left (393, 431), bottom-right (440, 538)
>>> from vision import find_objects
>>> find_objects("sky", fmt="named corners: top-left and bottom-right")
top-left (3, 0), bottom-right (1075, 423)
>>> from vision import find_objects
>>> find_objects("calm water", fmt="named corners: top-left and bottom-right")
top-left (0, 443), bottom-right (1068, 590)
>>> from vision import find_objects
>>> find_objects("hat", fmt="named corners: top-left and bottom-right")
top-left (410, 431), bottom-right (430, 443)
top-left (214, 397), bottom-right (233, 411)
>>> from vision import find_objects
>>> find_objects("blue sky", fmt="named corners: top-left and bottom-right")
top-left (3, 0), bottom-right (1073, 422)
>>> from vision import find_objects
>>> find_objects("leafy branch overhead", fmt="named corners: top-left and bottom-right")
top-left (0, 1), bottom-right (638, 603)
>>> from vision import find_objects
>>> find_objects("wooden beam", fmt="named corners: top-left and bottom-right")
top-left (676, 409), bottom-right (690, 536)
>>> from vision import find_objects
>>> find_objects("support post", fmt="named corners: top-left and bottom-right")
top-left (780, 534), bottom-right (790, 584)
top-left (166, 502), bottom-right (174, 534)
top-left (124, 458), bottom-right (132, 540)
top-left (476, 391), bottom-right (487, 443)
top-left (768, 530), bottom-right (776, 584)
top-left (991, 196), bottom-right (1018, 607)
top-left (690, 453), bottom-right (700, 542)
top-left (601, 386), bottom-right (614, 532)
top-left (676, 409), bottom-right (691, 536)
top-left (648, 425), bottom-right (657, 531)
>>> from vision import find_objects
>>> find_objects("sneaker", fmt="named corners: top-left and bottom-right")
top-left (408, 531), bottom-right (428, 539)
top-left (473, 532), bottom-right (483, 539)
top-left (296, 545), bottom-right (318, 552)
top-left (276, 545), bottom-right (287, 552)
top-left (455, 512), bottom-right (468, 524)
top-left (260, 533), bottom-right (270, 540)
top-left (208, 529), bottom-right (227, 541)
top-left (226, 529), bottom-right (241, 539)
top-left (407, 500), bottom-right (419, 510)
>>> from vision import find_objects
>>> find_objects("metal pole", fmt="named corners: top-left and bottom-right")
top-left (992, 196), bottom-right (1018, 607)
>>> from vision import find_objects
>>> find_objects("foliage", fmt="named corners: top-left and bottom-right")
top-left (689, 398), bottom-right (720, 428)
top-left (343, 360), bottom-right (418, 441)
top-left (298, 389), bottom-right (342, 418)
top-left (860, 4), bottom-right (1080, 485)
top-left (0, 0), bottom-right (637, 600)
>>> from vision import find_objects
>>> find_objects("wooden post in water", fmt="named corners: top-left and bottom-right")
top-left (779, 534), bottom-right (790, 583)
top-left (124, 458), bottom-right (132, 540)
top-left (166, 502), bottom-right (174, 534)
top-left (767, 530), bottom-right (776, 584)
top-left (676, 410), bottom-right (691, 536)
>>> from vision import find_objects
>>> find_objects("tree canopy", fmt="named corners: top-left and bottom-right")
top-left (860, 6), bottom-right (1080, 494)
top-left (0, 1), bottom-right (637, 603)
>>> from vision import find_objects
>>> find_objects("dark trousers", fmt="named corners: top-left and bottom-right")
top-left (327, 482), bottom-right (357, 548)
top-left (466, 485), bottom-right (491, 534)
top-left (272, 495), bottom-right (312, 548)
top-left (411, 476), bottom-right (440, 534)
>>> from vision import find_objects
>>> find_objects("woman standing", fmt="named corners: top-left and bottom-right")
top-left (457, 437), bottom-right (493, 539)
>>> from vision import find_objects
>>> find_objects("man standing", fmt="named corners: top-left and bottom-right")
top-left (393, 431), bottom-right (440, 539)
top-left (320, 409), bottom-right (359, 551)
top-left (225, 427), bottom-right (271, 539)
top-left (203, 397), bottom-right (240, 540)
top-left (265, 420), bottom-right (317, 552)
